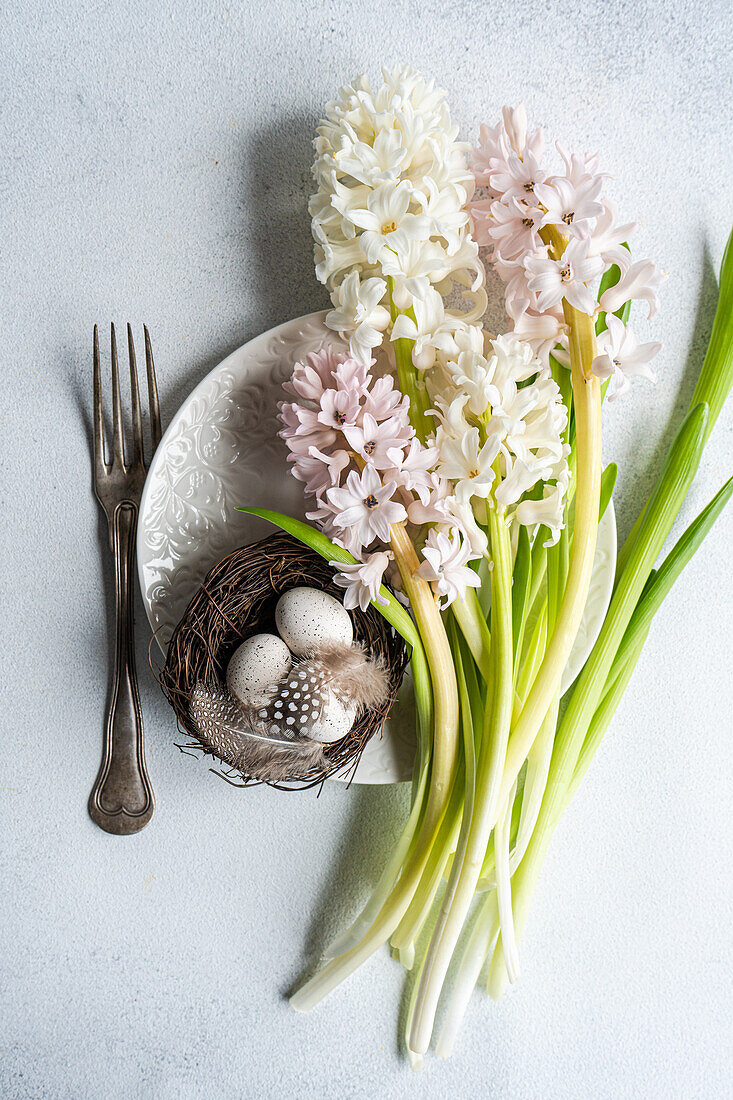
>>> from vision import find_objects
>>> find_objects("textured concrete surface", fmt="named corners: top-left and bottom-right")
top-left (1, 1), bottom-right (732, 1097)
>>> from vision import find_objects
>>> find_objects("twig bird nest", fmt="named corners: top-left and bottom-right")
top-left (159, 533), bottom-right (409, 788)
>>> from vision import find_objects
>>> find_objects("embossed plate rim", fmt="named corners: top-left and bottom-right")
top-left (137, 311), bottom-right (616, 785)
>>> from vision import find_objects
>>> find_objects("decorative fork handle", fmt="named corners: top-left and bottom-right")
top-left (89, 501), bottom-right (155, 834)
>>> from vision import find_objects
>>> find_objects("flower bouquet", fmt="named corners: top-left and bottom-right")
top-left (235, 65), bottom-right (732, 1063)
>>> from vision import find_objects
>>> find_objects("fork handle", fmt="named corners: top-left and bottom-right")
top-left (89, 502), bottom-right (155, 834)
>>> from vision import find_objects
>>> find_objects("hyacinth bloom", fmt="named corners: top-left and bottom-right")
top-left (310, 64), bottom-right (487, 370)
top-left (416, 528), bottom-right (481, 608)
top-left (240, 66), bottom-right (733, 1074)
top-left (345, 181), bottom-right (432, 264)
top-left (592, 313), bottom-right (663, 397)
top-left (331, 551), bottom-right (392, 611)
top-left (278, 344), bottom-right (484, 606)
top-left (525, 238), bottom-right (605, 315)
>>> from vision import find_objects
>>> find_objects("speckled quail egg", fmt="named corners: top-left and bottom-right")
top-left (226, 633), bottom-right (293, 707)
top-left (308, 691), bottom-right (357, 744)
top-left (274, 587), bottom-right (353, 656)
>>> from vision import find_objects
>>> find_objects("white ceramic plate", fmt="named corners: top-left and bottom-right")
top-left (137, 311), bottom-right (616, 784)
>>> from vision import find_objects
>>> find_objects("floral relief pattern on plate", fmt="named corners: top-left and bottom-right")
top-left (137, 311), bottom-right (616, 784)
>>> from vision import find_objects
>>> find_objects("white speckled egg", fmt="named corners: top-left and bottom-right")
top-left (309, 691), bottom-right (357, 744)
top-left (275, 587), bottom-right (353, 656)
top-left (226, 633), bottom-right (293, 707)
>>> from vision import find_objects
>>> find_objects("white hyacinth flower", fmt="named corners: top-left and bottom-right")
top-left (431, 331), bottom-right (571, 544)
top-left (345, 181), bottom-right (432, 265)
top-left (591, 314), bottom-right (662, 398)
top-left (416, 527), bottom-right (482, 609)
top-left (598, 259), bottom-right (666, 319)
top-left (435, 421), bottom-right (500, 504)
top-left (390, 287), bottom-right (459, 370)
top-left (311, 64), bottom-right (486, 369)
top-left (331, 551), bottom-right (392, 611)
top-left (325, 273), bottom-right (391, 365)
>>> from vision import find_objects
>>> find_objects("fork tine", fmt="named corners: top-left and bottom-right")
top-left (93, 325), bottom-right (106, 474)
top-left (144, 325), bottom-right (162, 451)
top-left (110, 323), bottom-right (125, 467)
top-left (127, 324), bottom-right (144, 466)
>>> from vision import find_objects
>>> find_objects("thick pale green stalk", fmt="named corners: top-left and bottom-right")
top-left (436, 890), bottom-right (500, 1059)
top-left (497, 301), bottom-right (603, 812)
top-left (538, 402), bottom-right (709, 832)
top-left (391, 761), bottom-right (464, 966)
top-left (392, 620), bottom-right (476, 960)
top-left (473, 604), bottom-right (547, 889)
top-left (451, 589), bottom-right (491, 682)
top-left (494, 781), bottom-right (520, 982)
top-left (525, 461), bottom-right (614, 627)
top-left (390, 522), bottom-right (460, 832)
top-left (387, 277), bottom-right (431, 440)
top-left (408, 503), bottom-right (513, 1056)
top-left (290, 522), bottom-right (459, 1012)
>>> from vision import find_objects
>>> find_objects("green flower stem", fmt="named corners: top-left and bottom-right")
top-left (497, 521), bottom-right (564, 897)
top-left (506, 696), bottom-right (559, 877)
top-left (408, 501), bottom-right (514, 1056)
top-left (511, 526), bottom-right (532, 677)
top-left (526, 460), bottom-right (613, 629)
top-left (392, 619), bottom-right (476, 961)
top-left (689, 227), bottom-right (733, 440)
top-left (476, 792), bottom-right (522, 891)
top-left (497, 298), bottom-right (603, 814)
top-left (537, 402), bottom-right (709, 835)
top-left (290, 521), bottom-right (459, 1013)
top-left (494, 781), bottom-right (520, 982)
top-left (489, 408), bottom-right (726, 999)
top-left (570, 472), bottom-right (733, 795)
top-left (515, 602), bottom-right (548, 708)
top-left (616, 228), bottom-right (733, 579)
top-left (565, 627), bottom-right (649, 802)
top-left (389, 520), bottom-right (460, 833)
top-left (387, 277), bottom-right (431, 440)
top-left (451, 588), bottom-right (491, 682)
top-left (390, 775), bottom-right (463, 968)
top-left (487, 819), bottom-right (551, 1001)
top-left (436, 890), bottom-right (500, 1059)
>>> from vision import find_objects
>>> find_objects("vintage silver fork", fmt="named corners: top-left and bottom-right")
top-left (89, 323), bottom-right (161, 835)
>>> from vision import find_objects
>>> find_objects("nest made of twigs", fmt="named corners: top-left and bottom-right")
top-left (159, 532), bottom-right (409, 789)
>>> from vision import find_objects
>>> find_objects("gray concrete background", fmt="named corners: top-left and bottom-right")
top-left (1, 1), bottom-right (731, 1097)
